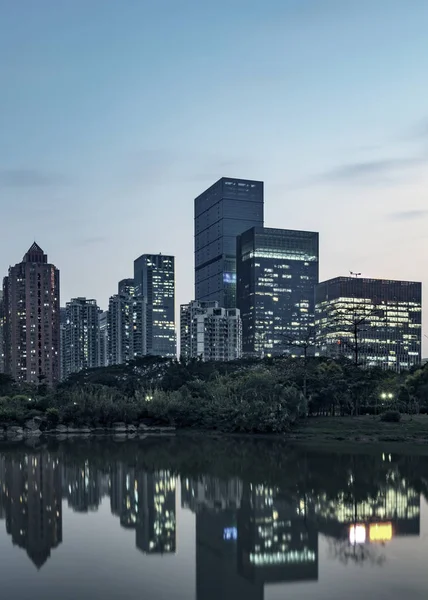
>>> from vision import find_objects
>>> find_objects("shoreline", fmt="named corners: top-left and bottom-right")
top-left (0, 425), bottom-right (428, 451)
top-left (1, 414), bottom-right (428, 446)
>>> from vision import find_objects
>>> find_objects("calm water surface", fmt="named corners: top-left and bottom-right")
top-left (0, 437), bottom-right (427, 599)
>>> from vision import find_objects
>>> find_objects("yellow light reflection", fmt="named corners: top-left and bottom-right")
top-left (369, 523), bottom-right (393, 542)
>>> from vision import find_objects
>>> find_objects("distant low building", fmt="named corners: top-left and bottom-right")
top-left (315, 276), bottom-right (422, 370)
top-left (180, 300), bottom-right (242, 362)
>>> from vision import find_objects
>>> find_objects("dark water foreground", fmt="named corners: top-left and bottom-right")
top-left (0, 437), bottom-right (428, 599)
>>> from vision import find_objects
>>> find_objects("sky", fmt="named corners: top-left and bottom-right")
top-left (1, 0), bottom-right (428, 338)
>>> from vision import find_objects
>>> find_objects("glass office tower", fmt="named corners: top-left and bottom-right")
top-left (133, 254), bottom-right (176, 358)
top-left (195, 178), bottom-right (264, 308)
top-left (315, 277), bottom-right (422, 370)
top-left (236, 227), bottom-right (319, 357)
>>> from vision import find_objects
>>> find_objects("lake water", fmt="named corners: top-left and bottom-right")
top-left (0, 436), bottom-right (427, 599)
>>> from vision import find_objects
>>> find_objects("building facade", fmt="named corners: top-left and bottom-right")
top-left (180, 300), bottom-right (242, 361)
top-left (98, 310), bottom-right (109, 367)
top-left (63, 297), bottom-right (100, 378)
top-left (133, 254), bottom-right (176, 357)
top-left (3, 243), bottom-right (60, 385)
top-left (0, 290), bottom-right (4, 373)
top-left (236, 227), bottom-right (319, 357)
top-left (315, 277), bottom-right (422, 370)
top-left (195, 178), bottom-right (264, 309)
top-left (59, 307), bottom-right (67, 380)
top-left (108, 280), bottom-right (135, 366)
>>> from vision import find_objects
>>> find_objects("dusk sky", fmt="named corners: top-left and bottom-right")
top-left (1, 1), bottom-right (428, 337)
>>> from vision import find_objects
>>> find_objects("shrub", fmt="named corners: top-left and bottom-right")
top-left (46, 407), bottom-right (60, 428)
top-left (136, 371), bottom-right (306, 433)
top-left (380, 410), bottom-right (401, 423)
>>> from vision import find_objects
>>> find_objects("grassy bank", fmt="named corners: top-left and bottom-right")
top-left (292, 415), bottom-right (428, 444)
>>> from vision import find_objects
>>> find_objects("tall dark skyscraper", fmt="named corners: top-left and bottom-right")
top-left (195, 178), bottom-right (264, 308)
top-left (133, 254), bottom-right (176, 357)
top-left (315, 277), bottom-right (422, 370)
top-left (236, 227), bottom-right (319, 357)
top-left (3, 243), bottom-right (60, 385)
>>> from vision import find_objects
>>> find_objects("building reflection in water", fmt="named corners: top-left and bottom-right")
top-left (238, 484), bottom-right (318, 586)
top-left (311, 473), bottom-right (420, 542)
top-left (63, 461), bottom-right (107, 513)
top-left (182, 476), bottom-right (318, 600)
top-left (0, 452), bottom-right (62, 569)
top-left (182, 475), bottom-right (263, 600)
top-left (136, 471), bottom-right (176, 554)
top-left (110, 462), bottom-right (138, 528)
top-left (0, 447), bottom-right (424, 581)
top-left (110, 462), bottom-right (176, 554)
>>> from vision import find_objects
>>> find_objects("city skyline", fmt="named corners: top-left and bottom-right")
top-left (1, 1), bottom-right (428, 351)
top-left (1, 227), bottom-right (424, 371)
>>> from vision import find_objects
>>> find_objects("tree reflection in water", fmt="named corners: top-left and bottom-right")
top-left (0, 436), bottom-right (426, 590)
top-left (328, 538), bottom-right (386, 567)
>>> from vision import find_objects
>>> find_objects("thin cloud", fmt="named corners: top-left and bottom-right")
top-left (406, 118), bottom-right (428, 141)
top-left (0, 168), bottom-right (68, 188)
top-left (79, 236), bottom-right (108, 246)
top-left (317, 156), bottom-right (424, 184)
top-left (389, 210), bottom-right (428, 221)
top-left (290, 154), bottom-right (427, 190)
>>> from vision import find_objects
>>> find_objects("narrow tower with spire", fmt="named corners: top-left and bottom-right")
top-left (3, 243), bottom-right (60, 385)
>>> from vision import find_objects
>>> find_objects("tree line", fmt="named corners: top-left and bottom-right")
top-left (1, 354), bottom-right (428, 432)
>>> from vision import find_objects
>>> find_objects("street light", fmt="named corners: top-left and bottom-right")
top-left (378, 392), bottom-right (394, 415)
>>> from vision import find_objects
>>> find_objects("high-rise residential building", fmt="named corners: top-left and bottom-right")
top-left (63, 297), bottom-right (100, 378)
top-left (59, 307), bottom-right (67, 380)
top-left (315, 277), bottom-right (422, 370)
top-left (133, 254), bottom-right (176, 357)
top-left (180, 300), bottom-right (218, 359)
top-left (118, 278), bottom-right (135, 296)
top-left (195, 177), bottom-right (264, 309)
top-left (0, 290), bottom-right (5, 373)
top-left (3, 243), bottom-right (60, 385)
top-left (236, 227), bottom-right (319, 357)
top-left (98, 310), bottom-right (109, 367)
top-left (108, 280), bottom-right (135, 365)
top-left (180, 300), bottom-right (242, 361)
